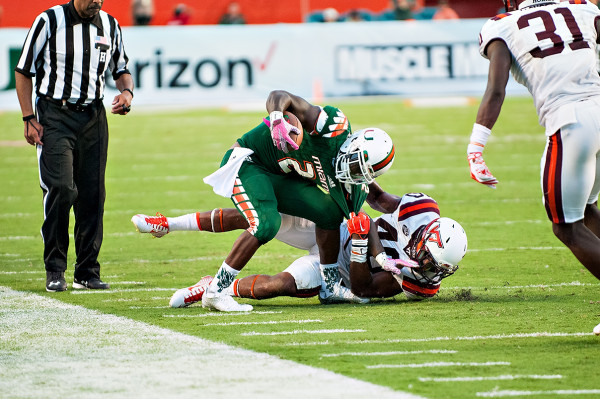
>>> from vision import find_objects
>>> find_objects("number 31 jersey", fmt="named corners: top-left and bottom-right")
top-left (479, 1), bottom-right (600, 135)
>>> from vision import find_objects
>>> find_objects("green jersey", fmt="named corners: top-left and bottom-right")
top-left (237, 106), bottom-right (367, 218)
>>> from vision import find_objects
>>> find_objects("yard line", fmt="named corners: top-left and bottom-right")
top-left (163, 311), bottom-right (282, 318)
top-left (368, 361), bottom-right (510, 369)
top-left (70, 287), bottom-right (176, 294)
top-left (278, 331), bottom-right (591, 346)
top-left (322, 350), bottom-right (457, 357)
top-left (202, 319), bottom-right (322, 327)
top-left (418, 374), bottom-right (563, 382)
top-left (450, 281), bottom-right (600, 290)
top-left (469, 220), bottom-right (544, 226)
top-left (468, 246), bottom-right (567, 252)
top-left (476, 389), bottom-right (600, 397)
top-left (0, 270), bottom-right (40, 274)
top-left (242, 329), bottom-right (366, 336)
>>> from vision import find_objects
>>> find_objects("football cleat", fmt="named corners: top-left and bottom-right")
top-left (131, 212), bottom-right (170, 238)
top-left (169, 276), bottom-right (213, 308)
top-left (319, 282), bottom-right (369, 304)
top-left (202, 291), bottom-right (253, 312)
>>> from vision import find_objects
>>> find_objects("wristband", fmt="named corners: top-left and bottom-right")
top-left (350, 238), bottom-right (368, 263)
top-left (121, 88), bottom-right (134, 98)
top-left (269, 111), bottom-right (283, 123)
top-left (375, 252), bottom-right (388, 268)
top-left (468, 123), bottom-right (491, 154)
top-left (23, 114), bottom-right (36, 122)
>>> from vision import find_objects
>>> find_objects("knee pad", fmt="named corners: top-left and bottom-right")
top-left (250, 208), bottom-right (281, 244)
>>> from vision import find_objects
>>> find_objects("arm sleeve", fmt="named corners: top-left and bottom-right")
top-left (15, 13), bottom-right (49, 77)
top-left (109, 18), bottom-right (130, 80)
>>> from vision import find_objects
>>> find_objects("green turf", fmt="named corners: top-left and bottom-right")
top-left (1, 97), bottom-right (599, 399)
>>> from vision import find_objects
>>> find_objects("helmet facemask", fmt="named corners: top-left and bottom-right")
top-left (335, 143), bottom-right (375, 184)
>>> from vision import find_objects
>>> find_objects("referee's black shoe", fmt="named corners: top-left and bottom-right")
top-left (73, 277), bottom-right (110, 290)
top-left (46, 271), bottom-right (67, 292)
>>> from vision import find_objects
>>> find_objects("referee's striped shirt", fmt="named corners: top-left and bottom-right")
top-left (16, 1), bottom-right (129, 105)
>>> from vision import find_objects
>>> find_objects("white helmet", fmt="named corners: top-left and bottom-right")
top-left (335, 128), bottom-right (395, 184)
top-left (415, 217), bottom-right (468, 280)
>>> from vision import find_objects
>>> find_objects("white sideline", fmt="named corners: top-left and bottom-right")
top-left (0, 286), bottom-right (424, 399)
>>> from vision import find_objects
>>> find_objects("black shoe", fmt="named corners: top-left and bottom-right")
top-left (73, 277), bottom-right (110, 290)
top-left (46, 271), bottom-right (67, 292)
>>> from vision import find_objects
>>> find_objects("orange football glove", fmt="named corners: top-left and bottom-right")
top-left (347, 212), bottom-right (370, 238)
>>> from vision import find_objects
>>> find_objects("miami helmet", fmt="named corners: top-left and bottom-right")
top-left (503, 0), bottom-right (559, 12)
top-left (335, 128), bottom-right (395, 184)
top-left (414, 217), bottom-right (468, 282)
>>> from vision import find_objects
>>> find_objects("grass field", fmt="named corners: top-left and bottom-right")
top-left (1, 96), bottom-right (599, 399)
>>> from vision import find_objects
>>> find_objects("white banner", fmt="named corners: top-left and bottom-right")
top-left (0, 20), bottom-right (527, 111)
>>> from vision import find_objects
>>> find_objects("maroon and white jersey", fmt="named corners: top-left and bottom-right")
top-left (479, 1), bottom-right (600, 135)
top-left (337, 193), bottom-right (443, 300)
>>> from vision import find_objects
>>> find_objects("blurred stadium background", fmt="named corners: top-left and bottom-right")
top-left (2, 0), bottom-right (499, 26)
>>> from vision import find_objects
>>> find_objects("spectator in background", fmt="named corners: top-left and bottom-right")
top-left (168, 3), bottom-right (191, 25)
top-left (410, 0), bottom-right (425, 14)
top-left (393, 0), bottom-right (414, 20)
top-left (219, 2), bottom-right (246, 25)
top-left (322, 7), bottom-right (340, 22)
top-left (345, 9), bottom-right (365, 22)
top-left (433, 0), bottom-right (459, 20)
top-left (132, 0), bottom-right (154, 26)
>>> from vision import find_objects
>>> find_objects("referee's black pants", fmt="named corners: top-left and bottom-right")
top-left (36, 97), bottom-right (108, 282)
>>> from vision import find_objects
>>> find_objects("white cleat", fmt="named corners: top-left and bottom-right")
top-left (202, 292), bottom-right (253, 312)
top-left (131, 212), bottom-right (170, 238)
top-left (594, 323), bottom-right (600, 336)
top-left (169, 276), bottom-right (213, 308)
top-left (319, 283), bottom-right (369, 304)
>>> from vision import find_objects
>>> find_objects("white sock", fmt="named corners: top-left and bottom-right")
top-left (167, 213), bottom-right (200, 231)
top-left (208, 262), bottom-right (239, 294)
top-left (319, 263), bottom-right (339, 297)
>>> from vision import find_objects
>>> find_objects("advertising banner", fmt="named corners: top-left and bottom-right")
top-left (0, 20), bottom-right (526, 111)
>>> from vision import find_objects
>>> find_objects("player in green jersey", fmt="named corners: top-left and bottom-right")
top-left (200, 90), bottom-right (395, 311)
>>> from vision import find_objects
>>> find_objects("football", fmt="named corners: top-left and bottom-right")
top-left (283, 111), bottom-right (304, 151)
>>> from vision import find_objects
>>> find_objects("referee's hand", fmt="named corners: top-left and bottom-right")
top-left (111, 91), bottom-right (132, 115)
top-left (24, 119), bottom-right (44, 146)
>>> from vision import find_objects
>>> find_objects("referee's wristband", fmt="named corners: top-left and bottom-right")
top-left (22, 114), bottom-right (36, 122)
top-left (121, 88), bottom-right (134, 98)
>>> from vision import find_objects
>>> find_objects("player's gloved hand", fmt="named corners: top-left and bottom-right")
top-left (347, 212), bottom-right (370, 239)
top-left (468, 152), bottom-right (498, 189)
top-left (267, 111), bottom-right (299, 153)
top-left (375, 252), bottom-right (419, 275)
top-left (348, 212), bottom-right (370, 263)
top-left (467, 123), bottom-right (498, 189)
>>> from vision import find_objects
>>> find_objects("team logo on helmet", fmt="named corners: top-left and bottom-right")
top-left (413, 217), bottom-right (468, 284)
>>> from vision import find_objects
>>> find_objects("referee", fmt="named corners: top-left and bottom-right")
top-left (15, 0), bottom-right (134, 292)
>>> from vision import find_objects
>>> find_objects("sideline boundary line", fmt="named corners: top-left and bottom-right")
top-left (0, 286), bottom-right (424, 399)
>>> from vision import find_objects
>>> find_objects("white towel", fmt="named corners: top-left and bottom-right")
top-left (203, 147), bottom-right (254, 198)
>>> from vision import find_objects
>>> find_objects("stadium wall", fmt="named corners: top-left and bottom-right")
top-left (0, 20), bottom-right (528, 111)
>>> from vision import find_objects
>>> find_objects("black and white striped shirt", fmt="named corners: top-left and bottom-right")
top-left (16, 1), bottom-right (129, 105)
